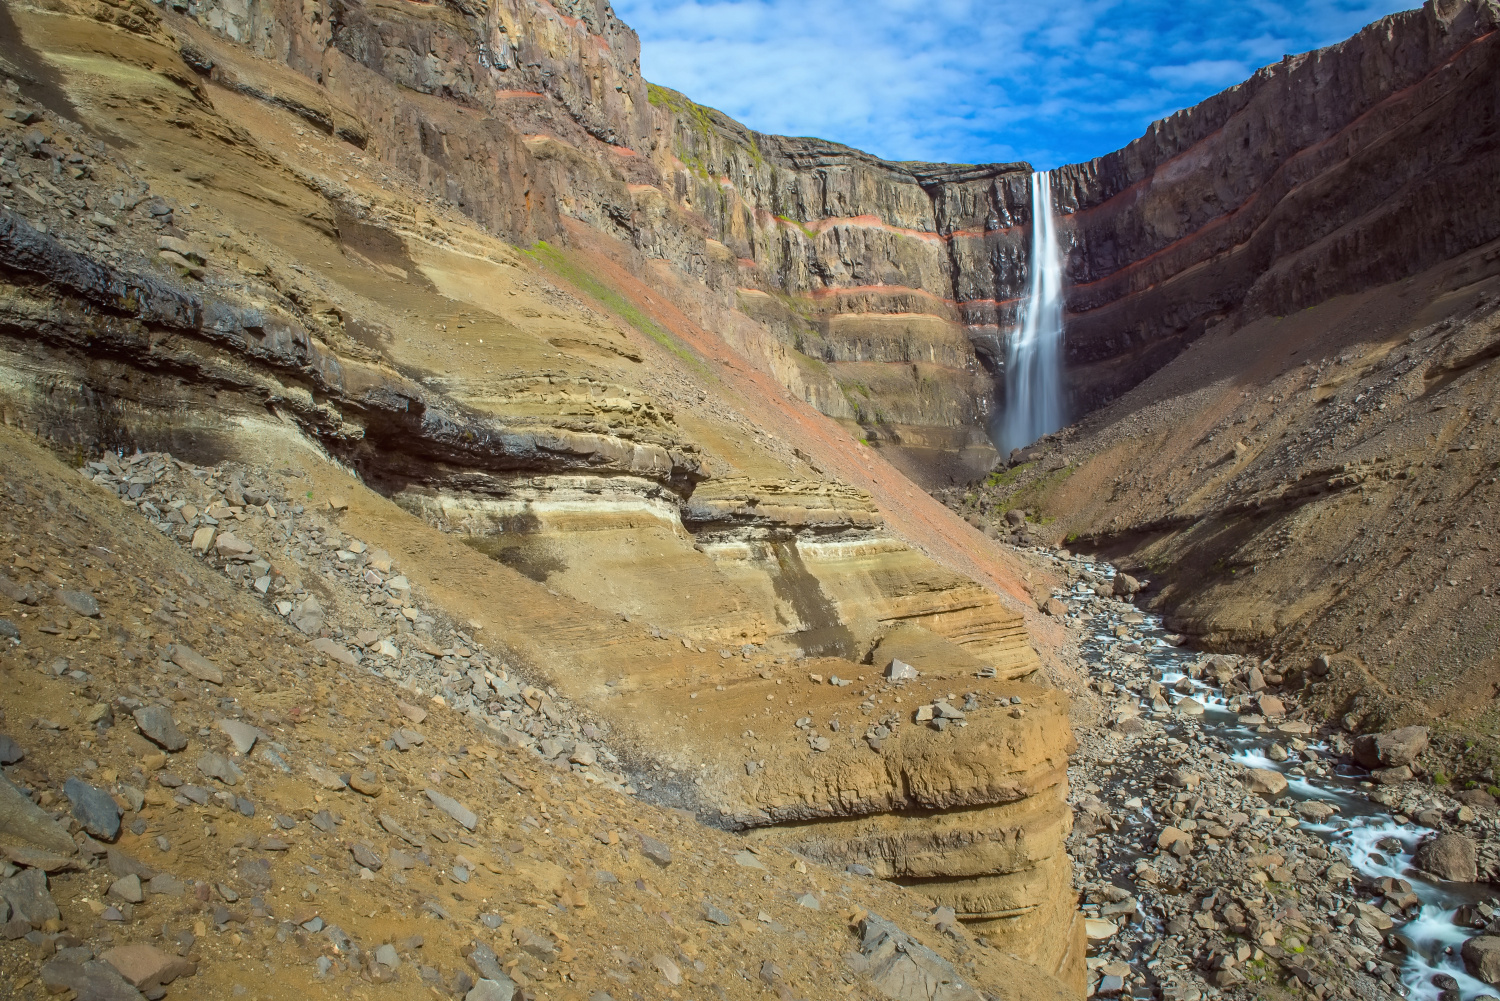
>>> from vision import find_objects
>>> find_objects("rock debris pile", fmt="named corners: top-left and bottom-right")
top-left (77, 450), bottom-right (634, 793)
top-left (0, 428), bottom-right (1073, 1001)
top-left (1044, 549), bottom-right (1500, 1001)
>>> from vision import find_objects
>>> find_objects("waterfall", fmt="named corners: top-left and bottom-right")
top-left (996, 170), bottom-right (1066, 456)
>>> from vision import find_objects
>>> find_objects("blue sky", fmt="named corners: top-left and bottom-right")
top-left (611, 0), bottom-right (1421, 168)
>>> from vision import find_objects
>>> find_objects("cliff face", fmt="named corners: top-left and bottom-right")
top-left (162, 0), bottom-right (1500, 490)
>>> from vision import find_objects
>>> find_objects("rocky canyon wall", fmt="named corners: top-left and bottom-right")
top-left (164, 0), bottom-right (1500, 490)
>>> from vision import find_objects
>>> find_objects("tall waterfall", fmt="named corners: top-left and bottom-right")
top-left (996, 170), bottom-right (1066, 456)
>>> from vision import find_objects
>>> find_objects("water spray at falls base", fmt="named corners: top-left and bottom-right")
top-left (996, 171), bottom-right (1066, 456)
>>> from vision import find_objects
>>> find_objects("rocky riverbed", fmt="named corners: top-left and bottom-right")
top-left (1047, 550), bottom-right (1500, 1001)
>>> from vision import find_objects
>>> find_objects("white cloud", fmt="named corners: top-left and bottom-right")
top-left (612, 0), bottom-right (1421, 167)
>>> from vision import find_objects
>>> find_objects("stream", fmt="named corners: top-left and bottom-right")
top-left (1054, 551), bottom-right (1497, 1001)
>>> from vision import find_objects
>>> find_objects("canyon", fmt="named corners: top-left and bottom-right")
top-left (0, 0), bottom-right (1497, 998)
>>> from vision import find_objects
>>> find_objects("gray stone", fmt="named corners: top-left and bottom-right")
top-left (40, 959), bottom-right (145, 1001)
top-left (885, 659), bottom-right (919, 681)
top-left (0, 619), bottom-right (16, 639)
top-left (197, 753), bottom-right (243, 786)
top-left (132, 707), bottom-right (187, 752)
top-left (59, 590), bottom-right (101, 617)
top-left (171, 644), bottom-right (223, 685)
top-left (0, 734), bottom-right (23, 764)
top-left (467, 942), bottom-right (509, 982)
top-left (1414, 833), bottom-right (1478, 883)
top-left (65, 776), bottom-right (121, 841)
top-left (703, 901), bottom-right (733, 925)
top-left (424, 789), bottom-right (477, 830)
top-left (109, 874), bottom-right (144, 903)
top-left (1352, 726), bottom-right (1429, 769)
top-left (375, 943), bottom-right (400, 968)
top-left (855, 912), bottom-right (979, 1001)
top-left (290, 595), bottom-right (324, 636)
top-left (797, 893), bottom-right (820, 910)
top-left (1, 867), bottom-right (60, 927)
top-left (467, 978), bottom-right (517, 1001)
top-left (351, 844), bottom-right (382, 871)
top-left (216, 719), bottom-right (261, 754)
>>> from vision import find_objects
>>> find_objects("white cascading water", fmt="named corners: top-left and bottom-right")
top-left (997, 170), bottom-right (1066, 456)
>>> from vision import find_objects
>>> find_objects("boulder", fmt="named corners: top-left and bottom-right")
top-left (1413, 833), bottom-right (1478, 883)
top-left (1112, 573), bottom-right (1141, 596)
top-left (1352, 726), bottom-right (1429, 769)
top-left (1463, 936), bottom-right (1500, 986)
top-left (1244, 768), bottom-right (1288, 796)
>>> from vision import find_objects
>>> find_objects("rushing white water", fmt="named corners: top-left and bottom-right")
top-left (997, 170), bottom-right (1066, 455)
top-left (1059, 549), bottom-right (1496, 1001)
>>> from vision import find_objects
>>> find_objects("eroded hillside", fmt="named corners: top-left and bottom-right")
top-left (0, 0), bottom-right (1088, 990)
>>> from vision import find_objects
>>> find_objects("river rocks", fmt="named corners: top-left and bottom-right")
top-left (1244, 768), bottom-right (1288, 796)
top-left (1414, 833), bottom-right (1478, 883)
top-left (1352, 726), bottom-right (1429, 769)
top-left (1464, 937), bottom-right (1500, 988)
top-left (133, 706), bottom-right (188, 752)
top-left (64, 776), bottom-right (121, 841)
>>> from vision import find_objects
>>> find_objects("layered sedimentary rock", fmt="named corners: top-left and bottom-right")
top-left (0, 1), bottom-right (1073, 987)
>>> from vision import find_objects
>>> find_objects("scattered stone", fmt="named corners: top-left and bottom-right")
top-left (132, 706), bottom-right (189, 752)
top-left (306, 766), bottom-right (346, 791)
top-left (65, 776), bottom-right (121, 841)
top-left (99, 943), bottom-right (196, 988)
top-left (0, 734), bottom-right (23, 764)
top-left (311, 637), bottom-right (358, 667)
top-left (1, 867), bottom-right (60, 927)
top-left (350, 844), bottom-right (382, 871)
top-left (885, 659), bottom-right (918, 681)
top-left (216, 719), bottom-right (261, 754)
top-left (197, 752), bottom-right (243, 786)
top-left (171, 644), bottom-right (224, 685)
top-left (639, 834), bottom-right (672, 866)
top-left (425, 789), bottom-right (477, 830)
top-left (40, 959), bottom-right (145, 1001)
top-left (290, 595), bottom-right (324, 636)
top-left (109, 873), bottom-right (145, 903)
top-left (58, 590), bottom-right (101, 617)
top-left (467, 977), bottom-right (516, 1001)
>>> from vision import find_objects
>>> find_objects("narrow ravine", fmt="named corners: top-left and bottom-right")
top-left (1050, 550), bottom-right (1500, 1001)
